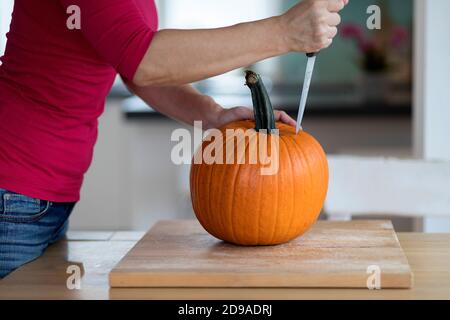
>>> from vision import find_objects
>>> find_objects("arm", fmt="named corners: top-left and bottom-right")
top-left (124, 80), bottom-right (221, 129)
top-left (134, 0), bottom-right (348, 87)
top-left (124, 81), bottom-right (296, 130)
top-left (59, 0), bottom-right (347, 87)
top-left (133, 18), bottom-right (285, 87)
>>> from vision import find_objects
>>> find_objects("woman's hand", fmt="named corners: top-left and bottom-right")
top-left (279, 0), bottom-right (349, 53)
top-left (208, 106), bottom-right (297, 130)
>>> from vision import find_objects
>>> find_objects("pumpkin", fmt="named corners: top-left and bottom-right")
top-left (190, 71), bottom-right (328, 246)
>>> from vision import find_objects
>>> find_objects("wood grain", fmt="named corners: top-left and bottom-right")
top-left (109, 220), bottom-right (413, 288)
top-left (1, 231), bottom-right (449, 299)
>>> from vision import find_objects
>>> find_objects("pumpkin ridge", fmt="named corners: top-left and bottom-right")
top-left (220, 128), bottom-right (248, 243)
top-left (191, 161), bottom-right (199, 221)
top-left (268, 135), bottom-right (280, 244)
top-left (312, 135), bottom-right (329, 221)
top-left (255, 141), bottom-right (263, 245)
top-left (215, 161), bottom-right (230, 241)
top-left (208, 149), bottom-right (224, 239)
top-left (195, 155), bottom-right (209, 235)
top-left (288, 136), bottom-right (303, 238)
top-left (248, 132), bottom-right (261, 245)
top-left (192, 160), bottom-right (201, 224)
top-left (228, 135), bottom-right (251, 244)
top-left (279, 135), bottom-right (296, 242)
top-left (300, 134), bottom-right (315, 228)
top-left (206, 159), bottom-right (218, 236)
top-left (302, 134), bottom-right (325, 226)
top-left (294, 135), bottom-right (310, 234)
top-left (307, 135), bottom-right (323, 226)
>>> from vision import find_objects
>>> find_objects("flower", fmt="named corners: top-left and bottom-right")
top-left (391, 26), bottom-right (408, 48)
top-left (339, 23), bottom-right (409, 73)
top-left (341, 24), bottom-right (364, 42)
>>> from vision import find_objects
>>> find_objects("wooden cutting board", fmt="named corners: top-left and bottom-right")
top-left (109, 220), bottom-right (413, 288)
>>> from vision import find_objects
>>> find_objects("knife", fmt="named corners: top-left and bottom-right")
top-left (295, 52), bottom-right (317, 134)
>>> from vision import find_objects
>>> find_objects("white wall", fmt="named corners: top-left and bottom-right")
top-left (0, 0), bottom-right (14, 56)
top-left (414, 0), bottom-right (450, 161)
top-left (413, 0), bottom-right (450, 232)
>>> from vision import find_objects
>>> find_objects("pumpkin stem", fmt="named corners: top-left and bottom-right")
top-left (245, 70), bottom-right (276, 133)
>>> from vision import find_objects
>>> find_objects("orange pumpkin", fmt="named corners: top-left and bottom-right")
top-left (190, 71), bottom-right (328, 246)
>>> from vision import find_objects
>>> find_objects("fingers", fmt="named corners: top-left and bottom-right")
top-left (281, 0), bottom-right (347, 53)
top-left (234, 108), bottom-right (296, 127)
top-left (233, 107), bottom-right (254, 120)
top-left (308, 2), bottom-right (343, 51)
top-left (323, 38), bottom-right (333, 48)
top-left (311, 35), bottom-right (332, 52)
top-left (327, 26), bottom-right (338, 39)
top-left (274, 110), bottom-right (297, 127)
top-left (212, 107), bottom-right (253, 129)
top-left (327, 0), bottom-right (346, 12)
top-left (220, 108), bottom-right (297, 129)
top-left (227, 107), bottom-right (253, 124)
top-left (326, 12), bottom-right (341, 27)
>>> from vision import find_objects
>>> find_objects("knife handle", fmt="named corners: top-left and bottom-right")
top-left (306, 52), bottom-right (317, 57)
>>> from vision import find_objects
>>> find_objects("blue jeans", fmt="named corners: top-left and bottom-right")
top-left (0, 188), bottom-right (76, 278)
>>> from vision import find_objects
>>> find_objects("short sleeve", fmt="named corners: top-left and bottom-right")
top-left (60, 0), bottom-right (157, 81)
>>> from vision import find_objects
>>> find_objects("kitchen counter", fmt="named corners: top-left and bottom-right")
top-left (122, 95), bottom-right (411, 120)
top-left (120, 80), bottom-right (412, 120)
top-left (110, 69), bottom-right (412, 119)
top-left (1, 231), bottom-right (449, 300)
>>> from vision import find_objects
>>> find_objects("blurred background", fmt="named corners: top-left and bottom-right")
top-left (122, 0), bottom-right (412, 116)
top-left (0, 0), bottom-right (448, 233)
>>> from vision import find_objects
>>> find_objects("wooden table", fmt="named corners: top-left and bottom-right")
top-left (0, 231), bottom-right (449, 300)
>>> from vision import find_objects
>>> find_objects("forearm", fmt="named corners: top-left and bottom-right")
top-left (133, 17), bottom-right (286, 87)
top-left (125, 81), bottom-right (222, 129)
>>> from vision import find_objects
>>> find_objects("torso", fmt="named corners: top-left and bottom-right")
top-left (0, 0), bottom-right (158, 202)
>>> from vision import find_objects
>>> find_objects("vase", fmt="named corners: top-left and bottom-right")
top-left (359, 72), bottom-right (390, 105)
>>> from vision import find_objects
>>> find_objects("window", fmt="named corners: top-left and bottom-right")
top-left (159, 0), bottom-right (279, 29)
top-left (156, 0), bottom-right (413, 110)
top-left (157, 0), bottom-right (282, 94)
top-left (0, 0), bottom-right (14, 57)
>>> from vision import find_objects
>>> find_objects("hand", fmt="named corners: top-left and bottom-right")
top-left (209, 106), bottom-right (297, 130)
top-left (279, 0), bottom-right (349, 53)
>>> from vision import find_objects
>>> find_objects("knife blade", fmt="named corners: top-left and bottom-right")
top-left (296, 52), bottom-right (317, 134)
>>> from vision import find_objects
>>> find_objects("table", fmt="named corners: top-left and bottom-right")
top-left (0, 231), bottom-right (449, 300)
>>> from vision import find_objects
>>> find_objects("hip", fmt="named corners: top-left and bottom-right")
top-left (0, 188), bottom-right (77, 278)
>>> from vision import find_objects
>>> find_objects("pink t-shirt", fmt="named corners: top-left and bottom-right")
top-left (0, 0), bottom-right (158, 202)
